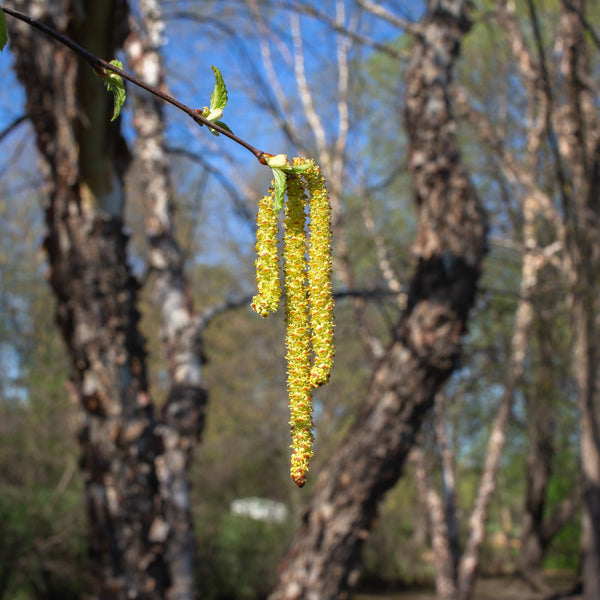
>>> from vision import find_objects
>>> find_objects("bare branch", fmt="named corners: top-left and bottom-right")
top-left (357, 0), bottom-right (420, 35)
top-left (286, 0), bottom-right (407, 60)
top-left (290, 12), bottom-right (328, 160)
top-left (0, 114), bottom-right (27, 143)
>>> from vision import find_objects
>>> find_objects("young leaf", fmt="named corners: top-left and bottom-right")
top-left (0, 10), bottom-right (8, 52)
top-left (290, 161), bottom-right (312, 174)
top-left (212, 120), bottom-right (233, 133)
top-left (210, 65), bottom-right (228, 113)
top-left (207, 119), bottom-right (233, 136)
top-left (265, 153), bottom-right (291, 170)
top-left (104, 59), bottom-right (126, 122)
top-left (272, 168), bottom-right (287, 212)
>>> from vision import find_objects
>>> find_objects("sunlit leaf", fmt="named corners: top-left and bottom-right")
top-left (104, 59), bottom-right (126, 122)
top-left (210, 65), bottom-right (228, 112)
top-left (272, 168), bottom-right (287, 212)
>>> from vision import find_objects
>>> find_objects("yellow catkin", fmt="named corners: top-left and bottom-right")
top-left (251, 188), bottom-right (281, 317)
top-left (284, 173), bottom-right (313, 487)
top-left (303, 162), bottom-right (335, 388)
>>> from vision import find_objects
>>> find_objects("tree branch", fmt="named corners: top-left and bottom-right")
top-left (0, 4), bottom-right (269, 163)
top-left (0, 114), bottom-right (27, 143)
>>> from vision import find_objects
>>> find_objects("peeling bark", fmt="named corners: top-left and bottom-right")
top-left (270, 2), bottom-right (486, 598)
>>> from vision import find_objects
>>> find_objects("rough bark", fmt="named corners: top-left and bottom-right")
top-left (8, 2), bottom-right (204, 598)
top-left (270, 1), bottom-right (486, 598)
top-left (125, 3), bottom-right (206, 598)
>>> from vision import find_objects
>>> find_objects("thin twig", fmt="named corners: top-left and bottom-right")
top-left (0, 114), bottom-right (27, 143)
top-left (0, 4), bottom-right (269, 163)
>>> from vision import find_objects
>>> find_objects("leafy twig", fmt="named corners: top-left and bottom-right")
top-left (0, 4), bottom-right (268, 163)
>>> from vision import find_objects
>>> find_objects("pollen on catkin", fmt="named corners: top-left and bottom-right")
top-left (251, 188), bottom-right (281, 317)
top-left (302, 161), bottom-right (335, 388)
top-left (284, 174), bottom-right (313, 487)
top-left (250, 156), bottom-right (335, 487)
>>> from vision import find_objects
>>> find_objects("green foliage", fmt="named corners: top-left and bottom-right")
top-left (201, 65), bottom-right (232, 135)
top-left (0, 10), bottom-right (7, 51)
top-left (209, 64), bottom-right (227, 117)
top-left (104, 59), bottom-right (126, 121)
top-left (362, 469), bottom-right (434, 586)
top-left (195, 513), bottom-right (294, 600)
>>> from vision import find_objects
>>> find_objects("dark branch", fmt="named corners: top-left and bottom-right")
top-left (0, 114), bottom-right (27, 143)
top-left (563, 0), bottom-right (600, 52)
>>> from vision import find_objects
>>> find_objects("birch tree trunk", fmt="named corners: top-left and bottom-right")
top-left (124, 2), bottom-right (207, 598)
top-left (270, 1), bottom-right (486, 598)
top-left (8, 2), bottom-right (204, 598)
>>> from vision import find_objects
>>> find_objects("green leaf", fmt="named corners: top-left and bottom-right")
top-left (104, 59), bottom-right (126, 122)
top-left (0, 11), bottom-right (8, 52)
top-left (272, 169), bottom-right (287, 212)
top-left (212, 120), bottom-right (233, 133)
top-left (289, 161), bottom-right (312, 174)
top-left (207, 120), bottom-right (233, 137)
top-left (210, 65), bottom-right (228, 113)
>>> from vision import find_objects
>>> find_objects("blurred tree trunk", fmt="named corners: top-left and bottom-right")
top-left (553, 3), bottom-right (600, 598)
top-left (412, 192), bottom-right (540, 600)
top-left (518, 374), bottom-right (580, 593)
top-left (270, 1), bottom-right (487, 598)
top-left (124, 1), bottom-right (206, 598)
top-left (8, 1), bottom-right (205, 598)
top-left (517, 386), bottom-right (556, 593)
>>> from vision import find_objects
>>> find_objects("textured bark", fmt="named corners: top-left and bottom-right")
top-left (125, 2), bottom-right (206, 598)
top-left (270, 1), bottom-right (486, 599)
top-left (8, 2), bottom-right (202, 598)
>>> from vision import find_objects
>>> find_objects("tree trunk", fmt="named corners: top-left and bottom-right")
top-left (517, 317), bottom-right (558, 592)
top-left (125, 3), bottom-right (207, 598)
top-left (554, 3), bottom-right (600, 598)
top-left (8, 2), bottom-right (205, 598)
top-left (270, 1), bottom-right (486, 598)
top-left (412, 444), bottom-right (459, 600)
top-left (517, 389), bottom-right (555, 592)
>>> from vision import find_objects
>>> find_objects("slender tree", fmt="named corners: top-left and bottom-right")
top-left (472, 2), bottom-right (600, 596)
